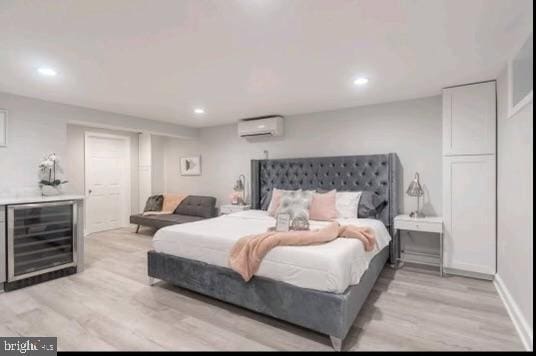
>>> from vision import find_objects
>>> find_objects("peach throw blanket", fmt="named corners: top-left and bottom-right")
top-left (142, 194), bottom-right (187, 215)
top-left (229, 222), bottom-right (376, 282)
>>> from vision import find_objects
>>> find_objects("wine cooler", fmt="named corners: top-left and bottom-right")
top-left (7, 201), bottom-right (78, 284)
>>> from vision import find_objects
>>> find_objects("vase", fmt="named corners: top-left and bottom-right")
top-left (40, 185), bottom-right (62, 196)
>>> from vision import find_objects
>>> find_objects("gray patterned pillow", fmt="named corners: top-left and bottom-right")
top-left (144, 194), bottom-right (164, 212)
top-left (358, 191), bottom-right (387, 218)
top-left (275, 190), bottom-right (314, 221)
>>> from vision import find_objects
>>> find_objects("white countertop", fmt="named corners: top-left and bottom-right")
top-left (0, 195), bottom-right (85, 205)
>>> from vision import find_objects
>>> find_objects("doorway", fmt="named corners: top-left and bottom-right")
top-left (84, 132), bottom-right (131, 235)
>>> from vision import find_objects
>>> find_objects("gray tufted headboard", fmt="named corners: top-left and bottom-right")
top-left (250, 153), bottom-right (400, 235)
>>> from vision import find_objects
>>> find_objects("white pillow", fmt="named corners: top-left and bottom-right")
top-left (335, 191), bottom-right (362, 218)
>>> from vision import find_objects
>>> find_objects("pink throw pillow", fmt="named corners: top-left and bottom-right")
top-left (267, 189), bottom-right (283, 216)
top-left (309, 190), bottom-right (337, 221)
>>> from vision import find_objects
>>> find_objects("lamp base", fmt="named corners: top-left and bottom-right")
top-left (409, 211), bottom-right (426, 219)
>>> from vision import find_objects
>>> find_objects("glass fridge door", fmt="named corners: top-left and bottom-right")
top-left (8, 201), bottom-right (77, 281)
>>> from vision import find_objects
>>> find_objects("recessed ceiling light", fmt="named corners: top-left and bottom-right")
top-left (37, 67), bottom-right (57, 76)
top-left (354, 77), bottom-right (369, 86)
top-left (194, 108), bottom-right (205, 114)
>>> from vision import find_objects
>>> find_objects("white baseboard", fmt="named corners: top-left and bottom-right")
top-left (494, 274), bottom-right (533, 351)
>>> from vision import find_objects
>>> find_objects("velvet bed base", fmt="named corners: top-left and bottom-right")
top-left (147, 246), bottom-right (389, 350)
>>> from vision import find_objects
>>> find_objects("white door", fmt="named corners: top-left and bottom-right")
top-left (442, 81), bottom-right (496, 156)
top-left (443, 154), bottom-right (496, 275)
top-left (85, 133), bottom-right (131, 235)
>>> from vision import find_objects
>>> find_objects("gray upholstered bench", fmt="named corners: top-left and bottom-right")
top-left (130, 195), bottom-right (217, 232)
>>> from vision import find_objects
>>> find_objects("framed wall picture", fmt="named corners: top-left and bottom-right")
top-left (180, 156), bottom-right (201, 176)
top-left (508, 32), bottom-right (533, 118)
top-left (0, 109), bottom-right (7, 147)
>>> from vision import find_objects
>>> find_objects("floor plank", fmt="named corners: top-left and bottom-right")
top-left (0, 226), bottom-right (524, 351)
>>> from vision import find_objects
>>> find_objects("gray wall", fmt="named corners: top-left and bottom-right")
top-left (497, 68), bottom-right (533, 335)
top-left (0, 91), bottom-right (197, 198)
top-left (163, 95), bottom-right (443, 253)
top-left (65, 124), bottom-right (141, 214)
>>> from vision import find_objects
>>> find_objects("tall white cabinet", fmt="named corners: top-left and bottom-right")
top-left (442, 81), bottom-right (497, 278)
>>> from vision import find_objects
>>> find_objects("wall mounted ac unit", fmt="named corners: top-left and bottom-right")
top-left (238, 116), bottom-right (284, 138)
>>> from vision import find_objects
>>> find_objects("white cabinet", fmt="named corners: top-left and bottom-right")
top-left (443, 155), bottom-right (496, 275)
top-left (443, 81), bottom-right (496, 156)
top-left (442, 81), bottom-right (497, 279)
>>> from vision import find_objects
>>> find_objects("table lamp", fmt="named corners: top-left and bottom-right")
top-left (407, 172), bottom-right (425, 218)
top-left (232, 174), bottom-right (246, 205)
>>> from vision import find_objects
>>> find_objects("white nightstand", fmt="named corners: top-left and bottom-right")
top-left (394, 215), bottom-right (444, 276)
top-left (219, 204), bottom-right (250, 215)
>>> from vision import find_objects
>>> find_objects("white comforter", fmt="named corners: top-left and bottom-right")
top-left (152, 210), bottom-right (391, 293)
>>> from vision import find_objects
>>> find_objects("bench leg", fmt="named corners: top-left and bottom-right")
top-left (136, 225), bottom-right (140, 233)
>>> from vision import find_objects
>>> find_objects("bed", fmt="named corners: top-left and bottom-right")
top-left (148, 153), bottom-right (400, 350)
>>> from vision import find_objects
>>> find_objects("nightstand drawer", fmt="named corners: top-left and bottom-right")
top-left (395, 219), bottom-right (443, 233)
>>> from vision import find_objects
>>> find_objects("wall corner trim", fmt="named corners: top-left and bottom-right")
top-left (494, 274), bottom-right (533, 351)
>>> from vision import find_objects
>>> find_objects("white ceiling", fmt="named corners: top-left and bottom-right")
top-left (0, 0), bottom-right (533, 128)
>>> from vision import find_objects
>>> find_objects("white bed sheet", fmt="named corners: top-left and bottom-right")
top-left (152, 210), bottom-right (391, 293)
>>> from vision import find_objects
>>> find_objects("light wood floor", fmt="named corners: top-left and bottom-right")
top-left (0, 226), bottom-right (523, 351)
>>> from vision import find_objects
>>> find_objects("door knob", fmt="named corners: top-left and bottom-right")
top-left (88, 189), bottom-right (92, 195)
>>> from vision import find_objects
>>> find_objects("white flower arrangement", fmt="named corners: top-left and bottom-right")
top-left (39, 152), bottom-right (68, 187)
